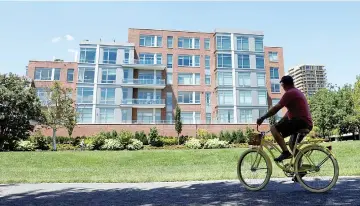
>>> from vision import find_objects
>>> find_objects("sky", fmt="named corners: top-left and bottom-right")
top-left (0, 1), bottom-right (359, 86)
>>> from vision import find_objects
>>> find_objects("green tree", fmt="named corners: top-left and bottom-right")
top-left (42, 81), bottom-right (76, 151)
top-left (174, 105), bottom-right (182, 145)
top-left (0, 73), bottom-right (44, 150)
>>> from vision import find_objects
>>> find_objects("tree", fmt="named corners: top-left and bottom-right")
top-left (174, 105), bottom-right (182, 145)
top-left (0, 73), bottom-right (44, 150)
top-left (42, 81), bottom-right (76, 151)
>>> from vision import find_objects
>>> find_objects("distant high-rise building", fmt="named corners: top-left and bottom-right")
top-left (288, 64), bottom-right (327, 97)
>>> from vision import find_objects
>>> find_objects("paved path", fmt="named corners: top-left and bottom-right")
top-left (1, 177), bottom-right (359, 206)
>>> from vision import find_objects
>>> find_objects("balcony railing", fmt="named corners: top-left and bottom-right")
top-left (122, 78), bottom-right (165, 86)
top-left (123, 59), bottom-right (163, 65)
top-left (121, 98), bottom-right (165, 105)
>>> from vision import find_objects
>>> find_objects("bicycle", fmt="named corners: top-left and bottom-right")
top-left (237, 126), bottom-right (339, 193)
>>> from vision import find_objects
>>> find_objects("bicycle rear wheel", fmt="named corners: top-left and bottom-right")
top-left (294, 145), bottom-right (339, 193)
top-left (237, 148), bottom-right (272, 191)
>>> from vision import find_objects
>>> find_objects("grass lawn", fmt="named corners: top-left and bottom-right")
top-left (0, 141), bottom-right (359, 183)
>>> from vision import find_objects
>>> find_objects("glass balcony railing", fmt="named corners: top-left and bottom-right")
top-left (121, 98), bottom-right (165, 105)
top-left (123, 59), bottom-right (163, 65)
top-left (122, 78), bottom-right (165, 85)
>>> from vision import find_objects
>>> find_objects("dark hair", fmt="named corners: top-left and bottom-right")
top-left (280, 75), bottom-right (294, 86)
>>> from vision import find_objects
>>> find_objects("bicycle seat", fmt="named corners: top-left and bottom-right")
top-left (297, 129), bottom-right (310, 134)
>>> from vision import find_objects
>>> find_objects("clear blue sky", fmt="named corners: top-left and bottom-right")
top-left (0, 2), bottom-right (359, 86)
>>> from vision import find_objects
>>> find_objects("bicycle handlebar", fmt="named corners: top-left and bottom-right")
top-left (256, 124), bottom-right (271, 134)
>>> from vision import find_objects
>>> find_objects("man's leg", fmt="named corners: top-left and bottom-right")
top-left (270, 125), bottom-right (288, 152)
top-left (272, 117), bottom-right (293, 162)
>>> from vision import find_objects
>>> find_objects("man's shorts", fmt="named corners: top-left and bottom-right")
top-left (275, 117), bottom-right (313, 148)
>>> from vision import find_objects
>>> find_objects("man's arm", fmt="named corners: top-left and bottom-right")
top-left (261, 103), bottom-right (283, 120)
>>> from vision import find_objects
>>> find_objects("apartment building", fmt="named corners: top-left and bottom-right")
top-left (288, 64), bottom-right (327, 97)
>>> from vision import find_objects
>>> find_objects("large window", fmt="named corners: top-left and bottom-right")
top-left (99, 108), bottom-right (115, 123)
top-left (140, 35), bottom-right (161, 47)
top-left (240, 109), bottom-right (253, 123)
top-left (121, 109), bottom-right (128, 123)
top-left (255, 37), bottom-right (263, 52)
top-left (139, 53), bottom-right (154, 64)
top-left (178, 55), bottom-right (200, 67)
top-left (178, 37), bottom-right (200, 49)
top-left (238, 55), bottom-right (250, 69)
top-left (178, 91), bottom-right (200, 104)
top-left (257, 73), bottom-right (265, 87)
top-left (236, 36), bottom-right (249, 51)
top-left (35, 68), bottom-right (60, 81)
top-left (178, 73), bottom-right (193, 85)
top-left (239, 91), bottom-right (252, 105)
top-left (218, 110), bottom-right (234, 123)
top-left (194, 55), bottom-right (200, 66)
top-left (205, 55), bottom-right (210, 69)
top-left (101, 68), bottom-right (116, 83)
top-left (54, 68), bottom-right (60, 80)
top-left (77, 87), bottom-right (94, 103)
top-left (103, 49), bottom-right (117, 64)
top-left (258, 91), bottom-right (267, 105)
top-left (270, 67), bottom-right (279, 79)
top-left (78, 67), bottom-right (95, 83)
top-left (67, 69), bottom-right (74, 82)
top-left (100, 88), bottom-right (115, 104)
top-left (218, 91), bottom-right (233, 105)
top-left (216, 36), bottom-right (231, 50)
top-left (80, 48), bottom-right (96, 64)
top-left (77, 108), bottom-right (92, 123)
top-left (217, 72), bottom-right (233, 86)
top-left (156, 53), bottom-right (162, 64)
top-left (269, 51), bottom-right (278, 62)
top-left (238, 72), bottom-right (251, 87)
top-left (167, 54), bottom-right (173, 68)
top-left (271, 83), bottom-right (281, 93)
top-left (205, 38), bottom-right (210, 50)
top-left (137, 110), bottom-right (154, 123)
top-left (256, 55), bottom-right (264, 69)
top-left (181, 112), bottom-right (193, 124)
top-left (36, 88), bottom-right (49, 105)
top-left (167, 36), bottom-right (173, 48)
top-left (217, 54), bottom-right (232, 68)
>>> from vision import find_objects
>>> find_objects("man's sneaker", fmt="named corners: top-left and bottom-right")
top-left (292, 172), bottom-right (307, 182)
top-left (274, 151), bottom-right (292, 162)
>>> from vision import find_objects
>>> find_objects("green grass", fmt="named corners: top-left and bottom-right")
top-left (0, 141), bottom-right (359, 183)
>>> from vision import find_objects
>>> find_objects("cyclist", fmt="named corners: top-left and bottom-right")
top-left (256, 75), bottom-right (313, 162)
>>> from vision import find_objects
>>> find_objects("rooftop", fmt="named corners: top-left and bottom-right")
top-left (80, 40), bottom-right (134, 47)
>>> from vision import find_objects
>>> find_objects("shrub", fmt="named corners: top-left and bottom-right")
top-left (245, 126), bottom-right (256, 141)
top-left (148, 127), bottom-right (162, 147)
top-left (15, 141), bottom-right (35, 151)
top-left (50, 144), bottom-right (78, 151)
top-left (204, 138), bottom-right (229, 149)
top-left (119, 130), bottom-right (133, 145)
top-left (179, 135), bottom-right (189, 145)
top-left (160, 136), bottom-right (178, 146)
top-left (184, 138), bottom-right (202, 149)
top-left (264, 135), bottom-right (275, 143)
top-left (30, 131), bottom-right (50, 150)
top-left (126, 139), bottom-right (144, 150)
top-left (234, 129), bottom-right (247, 144)
top-left (71, 136), bottom-right (84, 146)
top-left (219, 130), bottom-right (233, 143)
top-left (101, 139), bottom-right (124, 150)
top-left (135, 131), bottom-right (148, 145)
top-left (85, 134), bottom-right (106, 150)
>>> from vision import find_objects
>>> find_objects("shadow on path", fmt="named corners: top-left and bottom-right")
top-left (0, 178), bottom-right (359, 206)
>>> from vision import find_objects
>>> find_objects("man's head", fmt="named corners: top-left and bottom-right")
top-left (280, 75), bottom-right (294, 91)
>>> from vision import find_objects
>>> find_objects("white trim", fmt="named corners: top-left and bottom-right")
top-left (91, 44), bottom-right (100, 123)
top-left (231, 33), bottom-right (237, 123)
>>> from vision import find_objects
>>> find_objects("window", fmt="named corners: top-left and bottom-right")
top-left (272, 98), bottom-right (280, 106)
top-left (195, 112), bottom-right (201, 124)
top-left (270, 67), bottom-right (279, 79)
top-left (239, 91), bottom-right (252, 105)
top-left (217, 54), bottom-right (232, 68)
top-left (205, 92), bottom-right (211, 106)
top-left (137, 110), bottom-right (154, 124)
top-left (140, 35), bottom-right (162, 47)
top-left (236, 36), bottom-right (249, 51)
top-left (80, 48), bottom-right (96, 64)
top-left (77, 87), bottom-right (94, 103)
top-left (167, 54), bottom-right (173, 68)
top-left (255, 37), bottom-right (263, 52)
top-left (256, 55), bottom-right (264, 69)
top-left (258, 91), bottom-right (267, 105)
top-left (34, 68), bottom-right (52, 80)
top-left (206, 113), bottom-right (211, 124)
top-left (124, 49), bottom-right (129, 64)
top-left (36, 88), bottom-right (49, 105)
top-left (269, 51), bottom-right (278, 62)
top-left (122, 88), bottom-right (128, 99)
top-left (205, 56), bottom-right (210, 69)
top-left (218, 110), bottom-right (234, 123)
top-left (195, 73), bottom-right (200, 85)
top-left (217, 72), bottom-right (233, 86)
top-left (257, 73), bottom-right (265, 87)
top-left (156, 53), bottom-right (162, 64)
top-left (121, 109), bottom-right (128, 122)
top-left (240, 109), bottom-right (253, 123)
top-left (205, 38), bottom-right (210, 50)
top-left (238, 73), bottom-right (251, 87)
top-left (238, 55), bottom-right (250, 69)
top-left (166, 112), bottom-right (173, 122)
top-left (271, 83), bottom-right (281, 93)
top-left (101, 68), bottom-right (116, 83)
top-left (100, 88), bottom-right (115, 104)
top-left (167, 36), bottom-right (173, 48)
top-left (194, 38), bottom-right (200, 49)
top-left (194, 55), bottom-right (200, 67)
top-left (139, 53), bottom-right (154, 64)
top-left (181, 112), bottom-right (193, 124)
top-left (178, 55), bottom-right (199, 67)
top-left (218, 91), bottom-right (233, 105)
top-left (123, 69), bottom-right (129, 79)
top-left (216, 36), bottom-right (231, 50)
top-left (195, 92), bottom-right (200, 103)
top-left (178, 73), bottom-right (193, 85)
top-left (166, 92), bottom-right (173, 106)
top-left (178, 92), bottom-right (200, 104)
top-left (205, 75), bottom-right (211, 85)
top-left (157, 36), bottom-right (162, 47)
top-left (178, 37), bottom-right (200, 49)
top-left (99, 108), bottom-right (115, 123)
top-left (67, 69), bottom-right (74, 82)
top-left (103, 49), bottom-right (117, 64)
top-left (78, 67), bottom-right (95, 83)
top-left (54, 68), bottom-right (61, 80)
top-left (77, 108), bottom-right (92, 123)
top-left (167, 73), bottom-right (173, 85)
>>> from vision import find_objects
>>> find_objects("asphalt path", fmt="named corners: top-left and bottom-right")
top-left (1, 177), bottom-right (359, 206)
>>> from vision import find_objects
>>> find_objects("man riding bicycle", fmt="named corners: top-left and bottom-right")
top-left (256, 75), bottom-right (313, 162)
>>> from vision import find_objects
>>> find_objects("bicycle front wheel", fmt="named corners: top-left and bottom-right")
top-left (294, 145), bottom-right (339, 193)
top-left (237, 148), bottom-right (272, 191)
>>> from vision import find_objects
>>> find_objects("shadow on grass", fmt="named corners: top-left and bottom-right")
top-left (0, 178), bottom-right (359, 206)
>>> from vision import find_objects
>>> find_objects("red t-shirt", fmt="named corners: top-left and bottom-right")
top-left (278, 87), bottom-right (313, 126)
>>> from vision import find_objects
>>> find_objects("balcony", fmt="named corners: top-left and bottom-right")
top-left (122, 59), bottom-right (166, 70)
top-left (122, 78), bottom-right (166, 89)
top-left (120, 98), bottom-right (165, 108)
